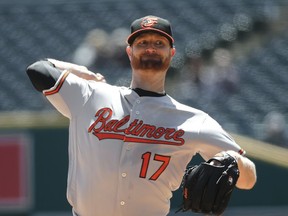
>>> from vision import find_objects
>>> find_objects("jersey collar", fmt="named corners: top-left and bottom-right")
top-left (132, 88), bottom-right (166, 97)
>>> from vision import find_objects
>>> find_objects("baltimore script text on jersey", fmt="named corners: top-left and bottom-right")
top-left (88, 107), bottom-right (185, 146)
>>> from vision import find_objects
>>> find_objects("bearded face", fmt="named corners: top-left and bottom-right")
top-left (127, 33), bottom-right (175, 73)
top-left (130, 52), bottom-right (171, 71)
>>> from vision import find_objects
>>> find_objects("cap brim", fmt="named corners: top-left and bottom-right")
top-left (127, 28), bottom-right (174, 46)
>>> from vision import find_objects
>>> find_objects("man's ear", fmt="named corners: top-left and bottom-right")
top-left (171, 47), bottom-right (176, 57)
top-left (126, 46), bottom-right (132, 61)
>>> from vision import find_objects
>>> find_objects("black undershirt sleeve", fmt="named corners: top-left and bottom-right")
top-left (26, 60), bottom-right (62, 92)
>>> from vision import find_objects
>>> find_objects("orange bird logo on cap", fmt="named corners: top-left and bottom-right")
top-left (141, 17), bottom-right (158, 28)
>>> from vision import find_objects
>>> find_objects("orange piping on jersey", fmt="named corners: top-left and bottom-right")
top-left (44, 71), bottom-right (70, 96)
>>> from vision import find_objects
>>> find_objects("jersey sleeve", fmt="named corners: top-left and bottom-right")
top-left (194, 115), bottom-right (245, 161)
top-left (43, 70), bottom-right (92, 119)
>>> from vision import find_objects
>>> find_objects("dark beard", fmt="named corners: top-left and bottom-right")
top-left (131, 54), bottom-right (170, 71)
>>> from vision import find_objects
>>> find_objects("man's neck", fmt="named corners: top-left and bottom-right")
top-left (130, 69), bottom-right (166, 93)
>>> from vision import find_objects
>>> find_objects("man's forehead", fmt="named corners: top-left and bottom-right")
top-left (134, 32), bottom-right (170, 42)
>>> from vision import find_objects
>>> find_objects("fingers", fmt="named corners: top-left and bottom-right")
top-left (94, 73), bottom-right (106, 83)
top-left (82, 71), bottom-right (106, 83)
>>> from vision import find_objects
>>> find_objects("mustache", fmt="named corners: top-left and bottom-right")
top-left (140, 53), bottom-right (161, 58)
top-left (140, 54), bottom-right (162, 65)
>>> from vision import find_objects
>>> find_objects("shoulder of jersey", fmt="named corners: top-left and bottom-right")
top-left (167, 95), bottom-right (208, 116)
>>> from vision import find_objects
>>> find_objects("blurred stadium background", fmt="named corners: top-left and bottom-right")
top-left (0, 0), bottom-right (288, 215)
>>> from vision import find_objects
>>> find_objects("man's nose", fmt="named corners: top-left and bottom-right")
top-left (145, 45), bottom-right (156, 54)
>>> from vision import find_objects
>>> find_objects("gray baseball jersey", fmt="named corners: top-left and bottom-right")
top-left (43, 70), bottom-right (244, 216)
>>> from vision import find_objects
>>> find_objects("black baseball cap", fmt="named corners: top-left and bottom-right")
top-left (127, 15), bottom-right (174, 47)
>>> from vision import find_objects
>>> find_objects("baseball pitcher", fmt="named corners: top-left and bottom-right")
top-left (26, 15), bottom-right (256, 216)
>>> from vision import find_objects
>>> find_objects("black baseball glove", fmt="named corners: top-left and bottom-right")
top-left (177, 152), bottom-right (239, 215)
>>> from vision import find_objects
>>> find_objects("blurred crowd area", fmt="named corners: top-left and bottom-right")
top-left (0, 0), bottom-right (288, 148)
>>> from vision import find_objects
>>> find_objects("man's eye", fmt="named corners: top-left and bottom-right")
top-left (155, 41), bottom-right (164, 46)
top-left (138, 41), bottom-right (148, 46)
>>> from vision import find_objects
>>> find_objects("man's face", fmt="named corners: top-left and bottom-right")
top-left (127, 32), bottom-right (175, 72)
